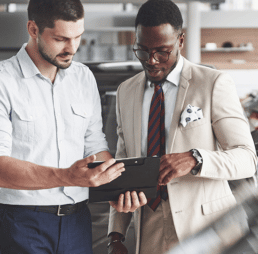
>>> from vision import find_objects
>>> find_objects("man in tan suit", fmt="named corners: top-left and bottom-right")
top-left (107, 0), bottom-right (257, 253)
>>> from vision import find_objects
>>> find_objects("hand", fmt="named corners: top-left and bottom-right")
top-left (109, 191), bottom-right (147, 213)
top-left (108, 241), bottom-right (128, 254)
top-left (158, 152), bottom-right (197, 185)
top-left (65, 155), bottom-right (125, 187)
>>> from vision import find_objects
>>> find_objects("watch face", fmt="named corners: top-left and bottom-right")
top-left (191, 163), bottom-right (201, 175)
top-left (191, 168), bottom-right (199, 175)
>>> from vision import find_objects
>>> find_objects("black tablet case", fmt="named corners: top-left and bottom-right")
top-left (88, 157), bottom-right (160, 203)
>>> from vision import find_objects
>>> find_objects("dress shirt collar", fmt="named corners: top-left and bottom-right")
top-left (17, 43), bottom-right (76, 80)
top-left (17, 43), bottom-right (41, 79)
top-left (147, 54), bottom-right (183, 88)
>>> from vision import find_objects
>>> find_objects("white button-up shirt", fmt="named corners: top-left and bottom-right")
top-left (0, 44), bottom-right (109, 205)
top-left (141, 55), bottom-right (183, 156)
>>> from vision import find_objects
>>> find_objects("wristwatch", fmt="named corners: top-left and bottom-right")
top-left (190, 149), bottom-right (203, 175)
top-left (107, 232), bottom-right (125, 248)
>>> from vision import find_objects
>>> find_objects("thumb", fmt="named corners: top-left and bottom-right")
top-left (85, 154), bottom-right (96, 165)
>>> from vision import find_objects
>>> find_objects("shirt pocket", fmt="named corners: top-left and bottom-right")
top-left (71, 103), bottom-right (93, 138)
top-left (12, 107), bottom-right (43, 142)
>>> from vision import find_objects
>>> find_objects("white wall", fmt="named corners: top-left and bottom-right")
top-left (200, 10), bottom-right (258, 28)
top-left (222, 69), bottom-right (258, 98)
top-left (83, 10), bottom-right (258, 30)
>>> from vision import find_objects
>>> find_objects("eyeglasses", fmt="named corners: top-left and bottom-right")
top-left (133, 48), bottom-right (174, 63)
top-left (133, 34), bottom-right (183, 63)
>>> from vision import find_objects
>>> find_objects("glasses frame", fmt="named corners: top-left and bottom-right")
top-left (133, 33), bottom-right (183, 63)
top-left (133, 48), bottom-right (173, 63)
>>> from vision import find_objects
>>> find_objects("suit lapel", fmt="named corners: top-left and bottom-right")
top-left (133, 74), bottom-right (146, 157)
top-left (167, 58), bottom-right (192, 153)
top-left (131, 59), bottom-right (192, 156)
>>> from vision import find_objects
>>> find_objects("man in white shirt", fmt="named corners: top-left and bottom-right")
top-left (0, 0), bottom-right (146, 253)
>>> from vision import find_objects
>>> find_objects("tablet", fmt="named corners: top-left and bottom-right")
top-left (88, 157), bottom-right (160, 202)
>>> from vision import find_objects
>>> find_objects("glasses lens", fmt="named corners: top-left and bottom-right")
top-left (135, 50), bottom-right (149, 61)
top-left (154, 52), bottom-right (169, 63)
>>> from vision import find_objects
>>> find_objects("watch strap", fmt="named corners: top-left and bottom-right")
top-left (190, 149), bottom-right (203, 175)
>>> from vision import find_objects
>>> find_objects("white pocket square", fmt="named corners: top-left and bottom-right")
top-left (180, 104), bottom-right (203, 127)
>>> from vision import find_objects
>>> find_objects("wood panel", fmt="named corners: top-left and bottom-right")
top-left (201, 28), bottom-right (258, 61)
top-left (118, 31), bottom-right (135, 45)
top-left (180, 28), bottom-right (258, 69)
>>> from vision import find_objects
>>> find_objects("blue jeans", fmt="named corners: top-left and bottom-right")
top-left (0, 202), bottom-right (93, 254)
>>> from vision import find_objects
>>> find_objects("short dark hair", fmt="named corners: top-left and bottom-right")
top-left (28, 0), bottom-right (84, 33)
top-left (135, 0), bottom-right (183, 32)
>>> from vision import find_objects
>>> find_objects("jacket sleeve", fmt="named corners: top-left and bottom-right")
top-left (108, 206), bottom-right (133, 237)
top-left (198, 72), bottom-right (257, 180)
top-left (108, 84), bottom-right (132, 237)
top-left (115, 84), bottom-right (128, 159)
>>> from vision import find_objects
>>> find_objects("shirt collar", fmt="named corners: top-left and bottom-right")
top-left (147, 54), bottom-right (183, 88)
top-left (166, 54), bottom-right (183, 86)
top-left (17, 43), bottom-right (41, 79)
top-left (17, 43), bottom-right (76, 80)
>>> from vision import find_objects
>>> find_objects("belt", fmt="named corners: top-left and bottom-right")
top-left (5, 200), bottom-right (88, 217)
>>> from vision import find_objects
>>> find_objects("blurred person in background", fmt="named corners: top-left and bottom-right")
top-left (107, 0), bottom-right (257, 254)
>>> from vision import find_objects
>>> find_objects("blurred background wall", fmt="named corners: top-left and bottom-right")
top-left (1, 0), bottom-right (258, 98)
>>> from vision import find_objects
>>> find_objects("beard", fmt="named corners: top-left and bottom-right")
top-left (38, 42), bottom-right (73, 70)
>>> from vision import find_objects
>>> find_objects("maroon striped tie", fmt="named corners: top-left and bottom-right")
top-left (147, 83), bottom-right (168, 211)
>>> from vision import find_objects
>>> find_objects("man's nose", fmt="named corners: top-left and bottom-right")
top-left (146, 52), bottom-right (158, 65)
top-left (66, 40), bottom-right (78, 55)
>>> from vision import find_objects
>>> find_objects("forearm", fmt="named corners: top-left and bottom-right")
top-left (0, 154), bottom-right (125, 190)
top-left (0, 156), bottom-right (67, 190)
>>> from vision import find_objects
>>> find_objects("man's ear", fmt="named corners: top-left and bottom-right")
top-left (178, 32), bottom-right (185, 49)
top-left (27, 20), bottom-right (39, 39)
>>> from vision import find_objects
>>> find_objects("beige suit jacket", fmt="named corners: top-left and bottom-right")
top-left (108, 58), bottom-right (257, 254)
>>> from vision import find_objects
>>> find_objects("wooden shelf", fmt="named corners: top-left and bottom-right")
top-left (201, 46), bottom-right (254, 53)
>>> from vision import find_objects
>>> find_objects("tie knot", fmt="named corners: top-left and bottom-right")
top-left (154, 82), bottom-right (162, 87)
top-left (153, 83), bottom-right (162, 92)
